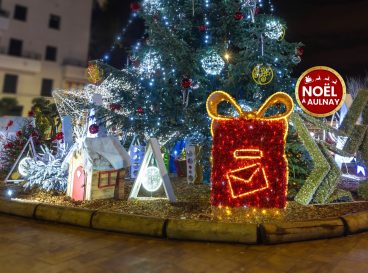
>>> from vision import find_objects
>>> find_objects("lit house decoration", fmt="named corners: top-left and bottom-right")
top-left (66, 136), bottom-right (130, 201)
top-left (206, 91), bottom-right (293, 208)
top-left (129, 138), bottom-right (176, 202)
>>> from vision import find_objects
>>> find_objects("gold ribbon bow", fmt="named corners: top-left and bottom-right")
top-left (206, 91), bottom-right (294, 135)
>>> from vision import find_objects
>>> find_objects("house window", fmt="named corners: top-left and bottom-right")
top-left (2, 74), bottom-right (18, 94)
top-left (8, 38), bottom-right (23, 56)
top-left (98, 170), bottom-right (124, 188)
top-left (49, 14), bottom-right (60, 30)
top-left (14, 5), bottom-right (27, 21)
top-left (41, 79), bottom-right (53, 97)
top-left (45, 46), bottom-right (57, 61)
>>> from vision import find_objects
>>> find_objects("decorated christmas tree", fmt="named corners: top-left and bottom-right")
top-left (98, 0), bottom-right (303, 147)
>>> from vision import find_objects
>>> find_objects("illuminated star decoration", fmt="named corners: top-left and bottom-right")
top-left (201, 50), bottom-right (225, 75)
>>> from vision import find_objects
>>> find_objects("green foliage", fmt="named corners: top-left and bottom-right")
top-left (313, 143), bottom-right (342, 204)
top-left (286, 125), bottom-right (313, 180)
top-left (0, 98), bottom-right (22, 116)
top-left (343, 125), bottom-right (367, 154)
top-left (358, 180), bottom-right (368, 201)
top-left (328, 189), bottom-right (354, 203)
top-left (292, 113), bottom-right (330, 205)
top-left (339, 90), bottom-right (368, 135)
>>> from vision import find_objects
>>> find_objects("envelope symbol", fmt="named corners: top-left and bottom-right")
top-left (226, 149), bottom-right (269, 198)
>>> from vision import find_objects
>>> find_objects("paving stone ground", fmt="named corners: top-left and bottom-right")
top-left (0, 214), bottom-right (368, 273)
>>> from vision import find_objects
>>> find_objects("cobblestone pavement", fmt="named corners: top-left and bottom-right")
top-left (0, 214), bottom-right (368, 273)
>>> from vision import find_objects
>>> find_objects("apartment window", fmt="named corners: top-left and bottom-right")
top-left (45, 46), bottom-right (57, 61)
top-left (49, 14), bottom-right (60, 30)
top-left (14, 5), bottom-right (27, 21)
top-left (41, 79), bottom-right (53, 97)
top-left (8, 38), bottom-right (23, 56)
top-left (3, 74), bottom-right (18, 94)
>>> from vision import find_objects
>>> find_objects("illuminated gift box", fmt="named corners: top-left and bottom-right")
top-left (206, 91), bottom-right (294, 209)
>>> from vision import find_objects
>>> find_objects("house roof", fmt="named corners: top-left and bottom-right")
top-left (85, 136), bottom-right (131, 170)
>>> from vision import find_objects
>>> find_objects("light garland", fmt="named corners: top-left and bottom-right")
top-left (264, 20), bottom-right (285, 40)
top-left (201, 50), bottom-right (225, 75)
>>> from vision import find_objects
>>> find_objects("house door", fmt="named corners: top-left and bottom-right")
top-left (72, 166), bottom-right (85, 201)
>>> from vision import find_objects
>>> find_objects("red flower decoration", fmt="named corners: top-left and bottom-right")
top-left (31, 131), bottom-right (39, 138)
top-left (110, 103), bottom-right (121, 111)
top-left (28, 111), bottom-right (34, 117)
top-left (181, 78), bottom-right (192, 89)
top-left (4, 143), bottom-right (13, 149)
top-left (16, 131), bottom-right (23, 137)
top-left (6, 120), bottom-right (13, 128)
top-left (130, 2), bottom-right (140, 12)
top-left (137, 107), bottom-right (144, 114)
top-left (89, 124), bottom-right (99, 134)
top-left (198, 25), bottom-right (207, 32)
top-left (234, 11), bottom-right (244, 21)
top-left (54, 132), bottom-right (64, 141)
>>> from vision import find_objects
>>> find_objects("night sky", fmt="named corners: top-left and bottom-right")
top-left (93, 0), bottom-right (368, 78)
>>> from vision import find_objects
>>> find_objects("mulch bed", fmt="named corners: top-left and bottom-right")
top-left (7, 177), bottom-right (368, 224)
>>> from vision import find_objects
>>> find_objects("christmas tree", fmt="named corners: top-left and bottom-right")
top-left (99, 0), bottom-right (303, 145)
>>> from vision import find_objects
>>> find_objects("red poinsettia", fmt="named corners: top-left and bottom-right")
top-left (16, 131), bottom-right (23, 137)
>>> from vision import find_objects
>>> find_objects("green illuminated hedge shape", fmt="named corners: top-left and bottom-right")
top-left (292, 113), bottom-right (330, 205)
top-left (313, 143), bottom-right (342, 204)
top-left (339, 90), bottom-right (368, 135)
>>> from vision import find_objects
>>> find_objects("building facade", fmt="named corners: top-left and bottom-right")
top-left (0, 0), bottom-right (92, 116)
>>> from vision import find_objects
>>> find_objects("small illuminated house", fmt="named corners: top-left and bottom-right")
top-left (66, 136), bottom-right (130, 201)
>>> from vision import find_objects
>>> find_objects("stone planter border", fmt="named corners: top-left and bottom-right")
top-left (0, 198), bottom-right (367, 245)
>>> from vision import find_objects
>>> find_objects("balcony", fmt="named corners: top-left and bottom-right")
top-left (62, 59), bottom-right (88, 82)
top-left (0, 9), bottom-right (9, 30)
top-left (0, 48), bottom-right (41, 73)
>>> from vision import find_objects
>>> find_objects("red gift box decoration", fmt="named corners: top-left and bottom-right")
top-left (206, 91), bottom-right (294, 209)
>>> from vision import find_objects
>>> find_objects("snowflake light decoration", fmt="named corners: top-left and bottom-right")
top-left (264, 20), bottom-right (285, 40)
top-left (142, 166), bottom-right (163, 192)
top-left (142, 0), bottom-right (162, 15)
top-left (137, 50), bottom-right (162, 79)
top-left (201, 50), bottom-right (225, 75)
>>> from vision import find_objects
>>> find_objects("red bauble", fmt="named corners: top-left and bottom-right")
top-left (130, 2), bottom-right (140, 12)
top-left (296, 47), bottom-right (304, 56)
top-left (132, 60), bottom-right (141, 68)
top-left (89, 124), bottom-right (99, 134)
top-left (110, 103), bottom-right (121, 111)
top-left (234, 11), bottom-right (244, 21)
top-left (28, 111), bottom-right (34, 117)
top-left (198, 25), bottom-right (207, 32)
top-left (181, 78), bottom-right (192, 89)
top-left (137, 107), bottom-right (144, 114)
top-left (16, 131), bottom-right (22, 137)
